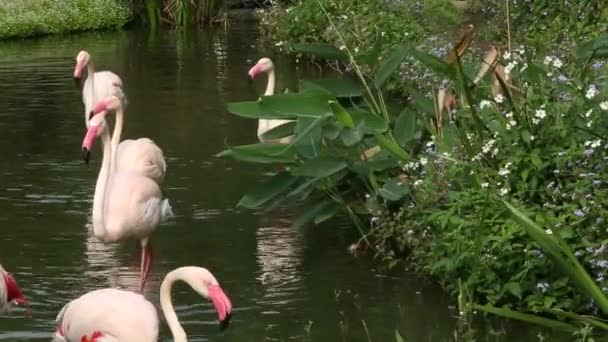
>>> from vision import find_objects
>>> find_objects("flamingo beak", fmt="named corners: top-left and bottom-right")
top-left (248, 64), bottom-right (262, 80)
top-left (81, 124), bottom-right (99, 164)
top-left (208, 285), bottom-right (232, 330)
top-left (82, 148), bottom-right (91, 164)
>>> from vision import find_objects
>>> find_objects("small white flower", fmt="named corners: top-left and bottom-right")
top-left (479, 100), bottom-right (493, 109)
top-left (591, 139), bottom-right (602, 148)
top-left (543, 56), bottom-right (554, 65)
top-left (532, 117), bottom-right (540, 125)
top-left (354, 47), bottom-right (359, 53)
top-left (426, 141), bottom-right (435, 147)
top-left (499, 187), bottom-right (510, 196)
top-left (275, 41), bottom-right (284, 47)
top-left (505, 111), bottom-right (513, 119)
top-left (381, 31), bottom-right (386, 37)
top-left (545, 229), bottom-right (553, 235)
top-left (494, 94), bottom-right (505, 104)
top-left (530, 135), bottom-right (535, 141)
top-left (520, 63), bottom-right (528, 73)
top-left (481, 182), bottom-right (489, 188)
top-left (498, 168), bottom-right (510, 177)
top-left (552, 58), bottom-right (563, 68)
top-left (339, 45), bottom-right (346, 51)
top-left (340, 14), bottom-right (348, 20)
top-left (420, 157), bottom-right (428, 166)
top-left (587, 120), bottom-right (593, 128)
top-left (600, 101), bottom-right (608, 111)
top-left (535, 109), bottom-right (547, 119)
top-left (586, 85), bottom-right (599, 99)
top-left (503, 51), bottom-right (511, 60)
top-left (413, 179), bottom-right (423, 186)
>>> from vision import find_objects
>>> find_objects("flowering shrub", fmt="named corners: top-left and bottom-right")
top-left (0, 0), bottom-right (132, 39)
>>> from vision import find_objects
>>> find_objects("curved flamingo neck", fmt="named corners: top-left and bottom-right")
top-left (160, 270), bottom-right (188, 342)
top-left (265, 68), bottom-right (275, 96)
top-left (109, 107), bottom-right (123, 174)
top-left (91, 122), bottom-right (112, 239)
top-left (85, 61), bottom-right (96, 127)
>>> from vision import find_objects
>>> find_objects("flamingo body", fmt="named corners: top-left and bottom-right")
top-left (115, 138), bottom-right (166, 185)
top-left (53, 267), bottom-right (232, 342)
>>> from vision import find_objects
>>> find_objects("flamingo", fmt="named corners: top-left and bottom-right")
top-left (52, 266), bottom-right (232, 342)
top-left (248, 57), bottom-right (294, 144)
top-left (82, 96), bottom-right (173, 292)
top-left (0, 264), bottom-right (28, 314)
top-left (74, 50), bottom-right (166, 185)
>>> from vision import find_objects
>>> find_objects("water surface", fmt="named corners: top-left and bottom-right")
top-left (0, 24), bottom-right (569, 341)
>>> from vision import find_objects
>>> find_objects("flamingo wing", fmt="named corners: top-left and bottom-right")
top-left (54, 288), bottom-right (158, 342)
top-left (116, 138), bottom-right (166, 185)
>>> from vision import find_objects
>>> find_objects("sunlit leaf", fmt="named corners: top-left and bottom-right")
top-left (291, 43), bottom-right (348, 60)
top-left (216, 143), bottom-right (297, 164)
top-left (237, 172), bottom-right (298, 208)
top-left (375, 44), bottom-right (409, 88)
top-left (329, 101), bottom-right (355, 128)
top-left (293, 157), bottom-right (348, 178)
top-left (375, 133), bottom-right (410, 161)
top-left (260, 121), bottom-right (297, 141)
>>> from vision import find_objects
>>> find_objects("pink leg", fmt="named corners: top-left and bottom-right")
top-left (139, 243), bottom-right (153, 292)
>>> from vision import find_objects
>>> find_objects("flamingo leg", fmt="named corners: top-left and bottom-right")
top-left (139, 243), bottom-right (153, 292)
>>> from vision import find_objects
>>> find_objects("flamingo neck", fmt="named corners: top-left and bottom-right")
top-left (160, 270), bottom-right (188, 342)
top-left (265, 68), bottom-right (275, 96)
top-left (109, 107), bottom-right (123, 174)
top-left (91, 122), bottom-right (112, 239)
top-left (85, 61), bottom-right (96, 127)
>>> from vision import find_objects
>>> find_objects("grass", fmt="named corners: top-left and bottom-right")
top-left (0, 0), bottom-right (132, 39)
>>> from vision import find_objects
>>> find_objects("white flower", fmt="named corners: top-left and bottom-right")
top-left (498, 168), bottom-right (510, 176)
top-left (506, 119), bottom-right (517, 130)
top-left (535, 109), bottom-right (547, 119)
top-left (494, 94), bottom-right (505, 104)
top-left (520, 63), bottom-right (528, 73)
top-left (530, 135), bottom-right (535, 141)
top-left (339, 45), bottom-right (346, 51)
top-left (552, 58), bottom-right (563, 68)
top-left (499, 187), bottom-right (510, 196)
top-left (482, 139), bottom-right (496, 154)
top-left (591, 140), bottom-right (602, 148)
top-left (586, 85), bottom-right (599, 99)
top-left (340, 14), bottom-right (348, 20)
top-left (413, 179), bottom-right (423, 186)
top-left (587, 120), bottom-right (593, 128)
top-left (585, 109), bottom-right (593, 118)
top-left (354, 47), bottom-right (359, 53)
top-left (545, 229), bottom-right (553, 235)
top-left (600, 101), bottom-right (608, 111)
top-left (481, 182), bottom-right (489, 188)
top-left (381, 31), bottom-right (386, 37)
top-left (275, 41), bottom-right (284, 47)
top-left (420, 157), bottom-right (428, 166)
top-left (480, 100), bottom-right (493, 109)
top-left (532, 117), bottom-right (540, 125)
top-left (543, 56), bottom-right (554, 65)
top-left (505, 111), bottom-right (513, 119)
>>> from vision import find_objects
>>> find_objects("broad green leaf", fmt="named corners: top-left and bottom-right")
top-left (473, 304), bottom-right (575, 331)
top-left (237, 172), bottom-right (298, 208)
top-left (293, 157), bottom-right (348, 178)
top-left (295, 117), bottom-right (324, 159)
top-left (329, 101), bottom-right (355, 128)
top-left (378, 178), bottom-right (409, 201)
top-left (504, 282), bottom-right (522, 299)
top-left (393, 109), bottom-right (417, 145)
top-left (260, 121), bottom-right (296, 140)
top-left (313, 201), bottom-right (340, 224)
top-left (340, 127), bottom-right (363, 146)
top-left (350, 109), bottom-right (388, 133)
top-left (226, 101), bottom-right (287, 120)
top-left (323, 121), bottom-right (342, 140)
top-left (259, 89), bottom-right (335, 118)
top-left (216, 143), bottom-right (297, 164)
top-left (300, 79), bottom-right (362, 98)
top-left (375, 44), bottom-right (409, 87)
top-left (375, 133), bottom-right (410, 161)
top-left (291, 43), bottom-right (348, 60)
top-left (292, 199), bottom-right (339, 228)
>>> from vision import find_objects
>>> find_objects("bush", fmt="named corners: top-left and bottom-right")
top-left (0, 0), bottom-right (132, 39)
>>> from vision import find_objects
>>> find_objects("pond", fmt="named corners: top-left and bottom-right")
top-left (0, 22), bottom-right (570, 341)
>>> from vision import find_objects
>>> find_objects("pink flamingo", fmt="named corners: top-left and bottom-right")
top-left (74, 50), bottom-right (166, 185)
top-left (248, 57), bottom-right (294, 144)
top-left (82, 96), bottom-right (173, 291)
top-left (0, 264), bottom-right (28, 314)
top-left (52, 266), bottom-right (232, 341)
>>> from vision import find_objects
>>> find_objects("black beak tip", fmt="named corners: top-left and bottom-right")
top-left (88, 111), bottom-right (95, 120)
top-left (82, 148), bottom-right (90, 164)
top-left (73, 77), bottom-right (81, 88)
top-left (219, 313), bottom-right (231, 331)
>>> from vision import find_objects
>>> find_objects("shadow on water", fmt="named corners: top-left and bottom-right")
top-left (0, 23), bottom-right (572, 341)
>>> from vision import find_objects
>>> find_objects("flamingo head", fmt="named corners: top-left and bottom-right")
top-left (81, 111), bottom-right (106, 164)
top-left (88, 96), bottom-right (122, 121)
top-left (248, 57), bottom-right (274, 79)
top-left (73, 50), bottom-right (91, 86)
top-left (4, 272), bottom-right (28, 309)
top-left (183, 267), bottom-right (233, 330)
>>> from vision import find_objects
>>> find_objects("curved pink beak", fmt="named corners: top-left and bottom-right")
top-left (248, 64), bottom-right (263, 79)
top-left (73, 61), bottom-right (85, 87)
top-left (81, 125), bottom-right (100, 164)
top-left (208, 284), bottom-right (232, 330)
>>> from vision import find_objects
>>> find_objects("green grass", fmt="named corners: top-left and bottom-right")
top-left (0, 0), bottom-right (132, 39)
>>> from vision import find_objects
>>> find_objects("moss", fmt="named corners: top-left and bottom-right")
top-left (0, 0), bottom-right (132, 39)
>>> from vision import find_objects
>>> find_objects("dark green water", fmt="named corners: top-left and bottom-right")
top-left (0, 23), bottom-right (570, 341)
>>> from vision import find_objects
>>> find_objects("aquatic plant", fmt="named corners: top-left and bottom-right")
top-left (129, 0), bottom-right (227, 28)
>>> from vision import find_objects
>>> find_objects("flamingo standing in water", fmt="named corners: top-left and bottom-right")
top-left (0, 264), bottom-right (28, 314)
top-left (52, 266), bottom-right (232, 341)
top-left (248, 57), bottom-right (294, 144)
top-left (82, 96), bottom-right (172, 291)
top-left (74, 50), bottom-right (166, 185)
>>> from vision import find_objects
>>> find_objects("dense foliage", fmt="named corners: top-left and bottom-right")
top-left (0, 0), bottom-right (132, 39)
top-left (130, 0), bottom-right (227, 30)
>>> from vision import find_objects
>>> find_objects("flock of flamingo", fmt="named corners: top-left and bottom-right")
top-left (0, 51), bottom-right (285, 341)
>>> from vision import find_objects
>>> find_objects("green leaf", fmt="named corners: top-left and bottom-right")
top-left (393, 109), bottom-right (417, 145)
top-left (375, 133), bottom-right (410, 161)
top-left (291, 43), bottom-right (348, 60)
top-left (259, 89), bottom-right (335, 118)
top-left (292, 157), bottom-right (348, 178)
top-left (226, 101), bottom-right (285, 120)
top-left (329, 101), bottom-right (355, 128)
top-left (216, 143), bottom-right (297, 164)
top-left (313, 202), bottom-right (340, 224)
top-left (260, 121), bottom-right (296, 141)
top-left (300, 79), bottom-right (362, 98)
top-left (351, 109), bottom-right (388, 133)
top-left (375, 44), bottom-right (409, 88)
top-left (292, 200), bottom-right (339, 228)
top-left (409, 48), bottom-right (452, 77)
top-left (504, 282), bottom-right (522, 299)
top-left (340, 127), bottom-right (363, 146)
top-left (378, 178), bottom-right (409, 201)
top-left (473, 304), bottom-right (575, 331)
top-left (294, 117), bottom-right (325, 159)
top-left (237, 172), bottom-right (298, 209)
